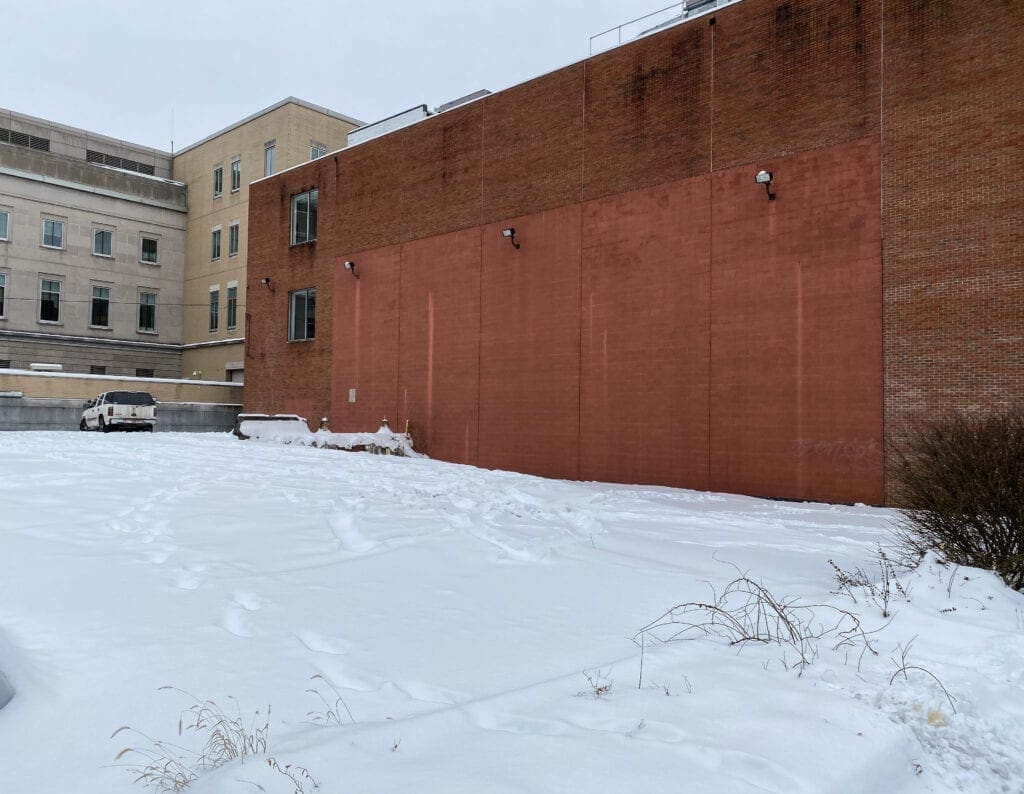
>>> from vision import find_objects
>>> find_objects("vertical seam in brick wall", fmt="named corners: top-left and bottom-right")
top-left (708, 19), bottom-right (716, 485)
top-left (709, 18), bottom-right (715, 172)
top-left (396, 242), bottom-right (403, 430)
top-left (577, 60), bottom-right (587, 479)
top-left (580, 59), bottom-right (587, 206)
top-left (879, 0), bottom-right (888, 501)
top-left (476, 226), bottom-right (483, 465)
top-left (708, 174), bottom-right (714, 488)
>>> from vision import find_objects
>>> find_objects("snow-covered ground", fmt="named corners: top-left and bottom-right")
top-left (1, 432), bottom-right (1022, 793)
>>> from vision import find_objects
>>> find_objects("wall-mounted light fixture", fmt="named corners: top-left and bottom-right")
top-left (501, 227), bottom-right (520, 249)
top-left (260, 277), bottom-right (274, 290)
top-left (755, 170), bottom-right (776, 201)
top-left (344, 260), bottom-right (360, 279)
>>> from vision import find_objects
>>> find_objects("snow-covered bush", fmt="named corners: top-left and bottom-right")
top-left (893, 409), bottom-right (1024, 591)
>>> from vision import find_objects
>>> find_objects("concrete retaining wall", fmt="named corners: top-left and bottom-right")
top-left (0, 396), bottom-right (240, 433)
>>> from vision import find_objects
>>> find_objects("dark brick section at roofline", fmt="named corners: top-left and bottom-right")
top-left (246, 0), bottom-right (1022, 505)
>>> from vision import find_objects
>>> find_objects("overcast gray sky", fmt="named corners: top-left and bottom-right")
top-left (1, 0), bottom-right (670, 152)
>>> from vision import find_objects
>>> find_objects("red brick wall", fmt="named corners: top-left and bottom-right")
top-left (246, 0), bottom-right (1020, 504)
top-left (710, 137), bottom-right (882, 503)
top-left (881, 0), bottom-right (1024, 499)
top-left (396, 229), bottom-right (482, 464)
top-left (579, 177), bottom-right (712, 489)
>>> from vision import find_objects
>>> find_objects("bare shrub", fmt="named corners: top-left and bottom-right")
top-left (634, 569), bottom-right (880, 674)
top-left (112, 687), bottom-right (269, 792)
top-left (893, 409), bottom-right (1024, 591)
top-left (579, 669), bottom-right (612, 698)
top-left (266, 757), bottom-right (320, 793)
top-left (889, 636), bottom-right (957, 715)
top-left (305, 674), bottom-right (355, 727)
top-left (829, 548), bottom-right (909, 617)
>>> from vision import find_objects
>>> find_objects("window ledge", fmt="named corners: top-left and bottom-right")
top-left (287, 338), bottom-right (315, 344)
top-left (136, 329), bottom-right (158, 336)
top-left (289, 240), bottom-right (317, 249)
top-left (89, 325), bottom-right (112, 331)
top-left (38, 320), bottom-right (62, 326)
top-left (40, 245), bottom-right (64, 251)
top-left (140, 260), bottom-right (160, 267)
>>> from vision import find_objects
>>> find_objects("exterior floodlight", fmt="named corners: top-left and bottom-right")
top-left (755, 170), bottom-right (776, 201)
top-left (260, 277), bottom-right (273, 290)
top-left (343, 260), bottom-right (360, 279)
top-left (501, 227), bottom-right (520, 249)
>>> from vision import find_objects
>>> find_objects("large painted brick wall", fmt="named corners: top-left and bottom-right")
top-left (246, 0), bottom-right (1019, 504)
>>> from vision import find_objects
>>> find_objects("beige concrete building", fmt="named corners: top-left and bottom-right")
top-left (172, 99), bottom-right (361, 383)
top-left (0, 108), bottom-right (186, 377)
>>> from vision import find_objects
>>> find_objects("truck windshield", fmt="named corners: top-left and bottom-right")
top-left (106, 392), bottom-right (156, 406)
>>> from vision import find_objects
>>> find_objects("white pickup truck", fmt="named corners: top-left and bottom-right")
top-left (80, 391), bottom-right (157, 432)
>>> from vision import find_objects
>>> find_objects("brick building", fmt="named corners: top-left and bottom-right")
top-left (244, 0), bottom-right (1023, 505)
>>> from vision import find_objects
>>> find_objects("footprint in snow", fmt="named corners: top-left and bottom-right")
top-left (327, 512), bottom-right (378, 554)
top-left (221, 607), bottom-right (256, 638)
top-left (173, 567), bottom-right (202, 590)
top-left (295, 631), bottom-right (350, 655)
top-left (231, 591), bottom-right (262, 611)
top-left (145, 546), bottom-right (175, 565)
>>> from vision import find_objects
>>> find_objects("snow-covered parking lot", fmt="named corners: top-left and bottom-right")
top-left (1, 432), bottom-right (1022, 793)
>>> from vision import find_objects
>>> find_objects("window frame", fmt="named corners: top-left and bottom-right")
top-left (288, 287), bottom-right (316, 342)
top-left (211, 228), bottom-right (222, 261)
top-left (90, 285), bottom-right (111, 328)
top-left (92, 228), bottom-right (114, 258)
top-left (264, 142), bottom-right (275, 176)
top-left (39, 277), bottom-right (62, 323)
top-left (41, 218), bottom-right (64, 250)
top-left (213, 166), bottom-right (223, 198)
top-left (228, 221), bottom-right (240, 257)
top-left (226, 284), bottom-right (238, 330)
top-left (209, 288), bottom-right (220, 332)
top-left (140, 236), bottom-right (159, 264)
top-left (310, 142), bottom-right (327, 160)
top-left (0, 272), bottom-right (7, 319)
top-left (0, 210), bottom-right (10, 242)
top-left (230, 158), bottom-right (241, 193)
top-left (138, 290), bottom-right (157, 332)
top-left (290, 189), bottom-right (318, 246)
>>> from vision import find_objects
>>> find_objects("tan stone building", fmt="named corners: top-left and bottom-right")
top-left (0, 108), bottom-right (186, 377)
top-left (171, 98), bottom-right (361, 383)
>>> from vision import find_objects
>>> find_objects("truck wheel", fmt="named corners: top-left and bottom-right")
top-left (100, 417), bottom-right (110, 433)
top-left (79, 418), bottom-right (87, 431)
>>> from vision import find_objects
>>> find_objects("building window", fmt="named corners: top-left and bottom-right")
top-left (228, 221), bottom-right (239, 256)
top-left (0, 273), bottom-right (6, 318)
top-left (0, 210), bottom-right (9, 241)
top-left (40, 279), bottom-right (61, 322)
top-left (141, 237), bottom-right (158, 264)
top-left (93, 228), bottom-right (113, 257)
top-left (213, 166), bottom-right (223, 197)
top-left (42, 219), bottom-right (64, 249)
top-left (231, 159), bottom-right (241, 192)
top-left (209, 289), bottom-right (219, 331)
top-left (138, 291), bottom-right (156, 331)
top-left (90, 365), bottom-right (106, 375)
top-left (310, 142), bottom-right (327, 160)
top-left (135, 368), bottom-right (154, 378)
top-left (211, 228), bottom-right (221, 260)
top-left (264, 142), bottom-right (275, 176)
top-left (290, 189), bottom-right (318, 245)
top-left (288, 288), bottom-right (316, 341)
top-left (227, 285), bottom-right (238, 329)
top-left (91, 286), bottom-right (111, 327)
